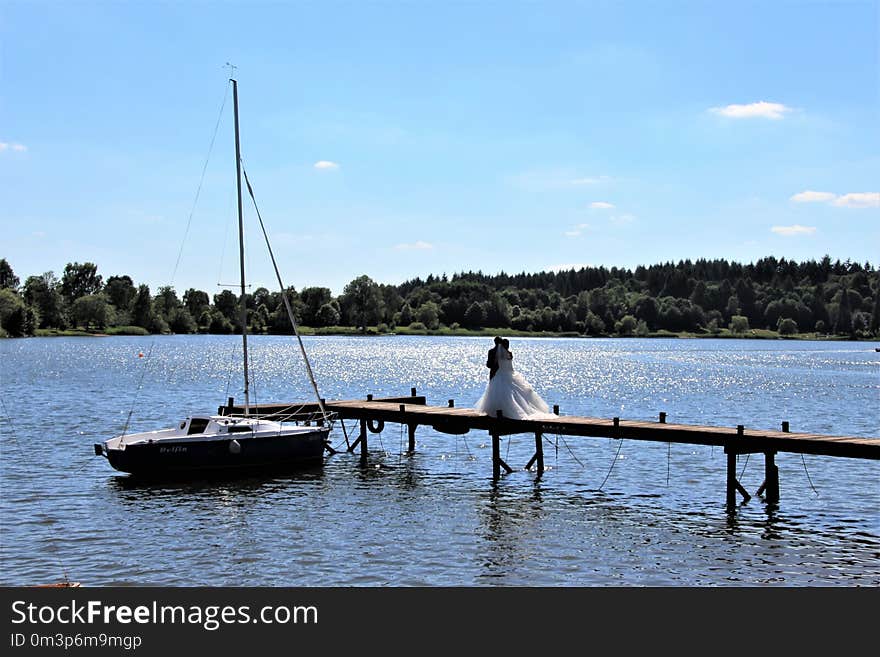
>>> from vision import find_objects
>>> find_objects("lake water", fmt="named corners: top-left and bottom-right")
top-left (1, 335), bottom-right (878, 586)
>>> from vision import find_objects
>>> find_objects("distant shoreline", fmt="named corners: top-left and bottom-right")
top-left (17, 326), bottom-right (877, 342)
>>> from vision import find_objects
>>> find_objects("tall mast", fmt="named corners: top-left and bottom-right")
top-left (231, 78), bottom-right (250, 414)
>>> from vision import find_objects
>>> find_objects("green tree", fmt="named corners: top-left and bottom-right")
top-left (463, 301), bottom-right (487, 328)
top-left (584, 311), bottom-right (604, 336)
top-left (729, 315), bottom-right (750, 334)
top-left (616, 314), bottom-right (638, 335)
top-left (0, 288), bottom-right (28, 336)
top-left (104, 275), bottom-right (137, 312)
top-left (316, 302), bottom-right (340, 327)
top-left (301, 287), bottom-right (332, 325)
top-left (416, 301), bottom-right (441, 330)
top-left (131, 284), bottom-right (155, 330)
top-left (777, 317), bottom-right (798, 336)
top-left (0, 259), bottom-right (20, 291)
top-left (835, 287), bottom-right (853, 335)
top-left (60, 262), bottom-right (102, 304)
top-left (71, 294), bottom-right (114, 330)
top-left (153, 286), bottom-right (181, 324)
top-left (251, 303), bottom-right (270, 333)
top-left (183, 288), bottom-right (210, 318)
top-left (22, 272), bottom-right (65, 328)
top-left (870, 293), bottom-right (880, 335)
top-left (395, 303), bottom-right (414, 326)
top-left (209, 310), bottom-right (234, 334)
top-left (214, 290), bottom-right (240, 326)
top-left (169, 308), bottom-right (197, 334)
top-left (342, 275), bottom-right (382, 332)
top-left (852, 311), bottom-right (868, 335)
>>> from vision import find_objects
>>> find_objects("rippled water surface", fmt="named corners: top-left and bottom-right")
top-left (1, 335), bottom-right (878, 586)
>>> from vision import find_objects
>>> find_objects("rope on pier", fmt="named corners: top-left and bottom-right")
top-left (597, 438), bottom-right (624, 491)
top-left (801, 454), bottom-right (820, 496)
top-left (739, 453), bottom-right (750, 480)
top-left (557, 433), bottom-right (585, 468)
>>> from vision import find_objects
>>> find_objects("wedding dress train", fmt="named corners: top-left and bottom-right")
top-left (475, 344), bottom-right (553, 420)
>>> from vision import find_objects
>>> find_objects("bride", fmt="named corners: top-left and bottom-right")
top-left (475, 338), bottom-right (553, 420)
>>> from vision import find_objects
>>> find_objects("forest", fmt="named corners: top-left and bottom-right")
top-left (1, 256), bottom-right (878, 339)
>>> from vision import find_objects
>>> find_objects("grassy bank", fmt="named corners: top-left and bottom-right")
top-left (33, 326), bottom-right (150, 337)
top-left (17, 325), bottom-right (876, 341)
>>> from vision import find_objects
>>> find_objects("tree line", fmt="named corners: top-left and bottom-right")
top-left (1, 256), bottom-right (878, 338)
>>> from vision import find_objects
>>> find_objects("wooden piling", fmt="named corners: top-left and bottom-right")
top-left (726, 449), bottom-right (737, 508)
top-left (535, 431), bottom-right (544, 473)
top-left (659, 412), bottom-right (666, 424)
top-left (399, 404), bottom-right (416, 453)
top-left (448, 399), bottom-right (454, 407)
top-left (553, 404), bottom-right (559, 415)
top-left (491, 410), bottom-right (513, 477)
top-left (756, 421), bottom-right (786, 503)
top-left (359, 418), bottom-right (368, 463)
top-left (757, 451), bottom-right (780, 503)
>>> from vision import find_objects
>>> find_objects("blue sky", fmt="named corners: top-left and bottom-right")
top-left (2, 1), bottom-right (878, 295)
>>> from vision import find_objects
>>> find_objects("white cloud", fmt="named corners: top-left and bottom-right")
top-left (0, 142), bottom-right (27, 152)
top-left (609, 213), bottom-right (635, 225)
top-left (548, 263), bottom-right (594, 272)
top-left (771, 224), bottom-right (816, 236)
top-left (394, 241), bottom-right (433, 251)
top-left (313, 160), bottom-right (339, 170)
top-left (509, 171), bottom-right (611, 191)
top-left (710, 101), bottom-right (793, 120)
top-left (831, 192), bottom-right (880, 209)
top-left (590, 201), bottom-right (615, 209)
top-left (790, 190), bottom-right (837, 203)
top-left (563, 223), bottom-right (591, 237)
top-left (570, 175), bottom-right (611, 186)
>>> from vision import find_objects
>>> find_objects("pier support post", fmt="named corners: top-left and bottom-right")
top-left (755, 451), bottom-right (780, 503)
top-left (725, 445), bottom-right (752, 508)
top-left (524, 431), bottom-right (544, 474)
top-left (359, 419), bottom-right (368, 464)
top-left (408, 424), bottom-right (417, 453)
top-left (491, 411), bottom-right (513, 478)
top-left (726, 449), bottom-right (737, 508)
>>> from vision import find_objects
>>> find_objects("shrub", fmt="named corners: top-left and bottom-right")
top-left (729, 315), bottom-right (749, 334)
top-left (777, 317), bottom-right (798, 336)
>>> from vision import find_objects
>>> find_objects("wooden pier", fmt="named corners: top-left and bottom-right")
top-left (221, 390), bottom-right (879, 509)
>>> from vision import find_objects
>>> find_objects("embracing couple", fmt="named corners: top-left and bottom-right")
top-left (474, 336), bottom-right (553, 420)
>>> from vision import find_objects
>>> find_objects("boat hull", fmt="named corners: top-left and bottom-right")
top-left (101, 428), bottom-right (329, 475)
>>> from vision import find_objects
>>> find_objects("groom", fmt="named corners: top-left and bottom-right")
top-left (486, 336), bottom-right (503, 380)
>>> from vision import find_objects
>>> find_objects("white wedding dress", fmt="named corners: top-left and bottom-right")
top-left (475, 344), bottom-right (553, 420)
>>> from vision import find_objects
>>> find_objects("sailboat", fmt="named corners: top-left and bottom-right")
top-left (94, 78), bottom-right (332, 475)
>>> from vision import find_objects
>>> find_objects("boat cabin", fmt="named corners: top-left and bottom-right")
top-left (178, 416), bottom-right (256, 436)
